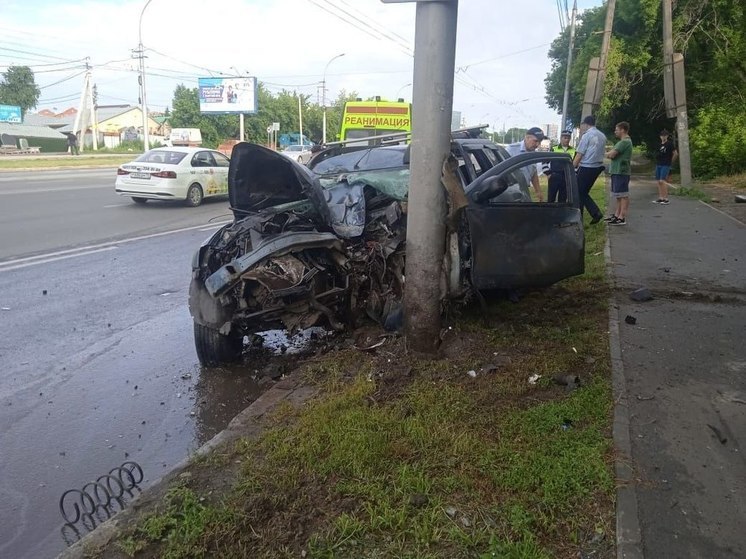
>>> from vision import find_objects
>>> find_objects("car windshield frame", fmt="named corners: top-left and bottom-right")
top-left (311, 146), bottom-right (408, 176)
top-left (134, 150), bottom-right (188, 165)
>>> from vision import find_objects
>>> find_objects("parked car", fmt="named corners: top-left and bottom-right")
top-left (115, 147), bottom-right (230, 207)
top-left (280, 144), bottom-right (313, 164)
top-left (188, 140), bottom-right (583, 366)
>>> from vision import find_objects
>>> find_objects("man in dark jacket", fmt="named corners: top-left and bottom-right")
top-left (66, 133), bottom-right (79, 156)
top-left (653, 129), bottom-right (677, 204)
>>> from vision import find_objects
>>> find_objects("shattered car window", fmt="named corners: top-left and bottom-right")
top-left (312, 147), bottom-right (407, 175)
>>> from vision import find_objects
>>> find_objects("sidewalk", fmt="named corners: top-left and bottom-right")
top-left (609, 177), bottom-right (746, 558)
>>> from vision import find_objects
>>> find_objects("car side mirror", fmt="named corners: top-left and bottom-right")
top-left (483, 175), bottom-right (509, 198)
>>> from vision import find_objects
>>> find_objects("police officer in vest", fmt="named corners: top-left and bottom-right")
top-left (545, 131), bottom-right (576, 202)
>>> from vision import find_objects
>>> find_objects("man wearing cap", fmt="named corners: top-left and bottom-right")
top-left (545, 131), bottom-right (576, 202)
top-left (505, 127), bottom-right (546, 202)
top-left (653, 129), bottom-right (678, 204)
top-left (573, 115), bottom-right (607, 224)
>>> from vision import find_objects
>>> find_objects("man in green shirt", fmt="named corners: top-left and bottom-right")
top-left (605, 121), bottom-right (633, 225)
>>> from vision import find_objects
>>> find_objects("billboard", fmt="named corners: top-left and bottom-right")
top-left (0, 104), bottom-right (22, 123)
top-left (198, 77), bottom-right (257, 114)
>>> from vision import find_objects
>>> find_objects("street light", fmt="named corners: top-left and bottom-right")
top-left (138, 0), bottom-right (154, 151)
top-left (396, 82), bottom-right (412, 99)
top-left (322, 53), bottom-right (345, 144)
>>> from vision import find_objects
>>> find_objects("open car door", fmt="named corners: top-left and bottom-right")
top-left (463, 152), bottom-right (585, 290)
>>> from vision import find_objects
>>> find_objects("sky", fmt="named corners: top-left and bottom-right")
top-left (1, 0), bottom-right (603, 135)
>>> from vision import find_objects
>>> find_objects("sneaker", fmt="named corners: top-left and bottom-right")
top-left (604, 215), bottom-right (618, 222)
top-left (659, 199), bottom-right (670, 205)
top-left (610, 217), bottom-right (626, 226)
top-left (652, 198), bottom-right (670, 204)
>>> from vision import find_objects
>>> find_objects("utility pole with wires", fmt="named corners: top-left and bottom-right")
top-left (560, 0), bottom-right (577, 132)
top-left (581, 0), bottom-right (616, 120)
top-left (72, 59), bottom-right (99, 152)
top-left (662, 0), bottom-right (692, 187)
top-left (134, 0), bottom-right (153, 152)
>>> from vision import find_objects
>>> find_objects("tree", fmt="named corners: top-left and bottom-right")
top-left (0, 66), bottom-right (41, 118)
top-left (169, 84), bottom-right (236, 148)
top-left (544, 0), bottom-right (746, 177)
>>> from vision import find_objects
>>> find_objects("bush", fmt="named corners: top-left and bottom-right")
top-left (690, 104), bottom-right (746, 179)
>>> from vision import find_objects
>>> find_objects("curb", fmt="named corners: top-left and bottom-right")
top-left (57, 377), bottom-right (317, 558)
top-left (605, 230), bottom-right (644, 559)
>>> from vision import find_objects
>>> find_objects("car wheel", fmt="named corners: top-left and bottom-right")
top-left (132, 197), bottom-right (148, 204)
top-left (193, 322), bottom-right (243, 366)
top-left (185, 184), bottom-right (204, 207)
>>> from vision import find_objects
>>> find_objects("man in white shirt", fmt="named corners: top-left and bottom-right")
top-left (505, 127), bottom-right (546, 202)
top-left (572, 115), bottom-right (607, 224)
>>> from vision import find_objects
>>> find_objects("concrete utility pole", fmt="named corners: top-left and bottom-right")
top-left (662, 0), bottom-right (692, 187)
top-left (138, 0), bottom-right (153, 151)
top-left (383, 0), bottom-right (459, 354)
top-left (581, 0), bottom-right (616, 120)
top-left (561, 0), bottom-right (577, 132)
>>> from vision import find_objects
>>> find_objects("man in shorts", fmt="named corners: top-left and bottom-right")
top-left (653, 129), bottom-right (677, 204)
top-left (605, 122), bottom-right (633, 225)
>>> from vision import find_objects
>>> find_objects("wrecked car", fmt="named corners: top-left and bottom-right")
top-left (188, 140), bottom-right (584, 366)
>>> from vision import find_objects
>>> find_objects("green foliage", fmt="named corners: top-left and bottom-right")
top-left (0, 65), bottom-right (40, 118)
top-left (544, 0), bottom-right (746, 177)
top-left (690, 102), bottom-right (746, 178)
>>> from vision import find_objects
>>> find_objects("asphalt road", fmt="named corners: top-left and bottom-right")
top-left (610, 180), bottom-right (746, 558)
top-left (0, 168), bottom-right (232, 260)
top-left (0, 169), bottom-right (268, 559)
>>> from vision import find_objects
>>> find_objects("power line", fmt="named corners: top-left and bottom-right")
top-left (38, 70), bottom-right (87, 89)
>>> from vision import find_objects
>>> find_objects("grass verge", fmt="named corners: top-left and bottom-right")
top-left (93, 187), bottom-right (613, 559)
top-left (0, 155), bottom-right (133, 170)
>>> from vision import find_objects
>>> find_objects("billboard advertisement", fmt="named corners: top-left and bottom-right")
top-left (198, 77), bottom-right (257, 114)
top-left (0, 104), bottom-right (22, 123)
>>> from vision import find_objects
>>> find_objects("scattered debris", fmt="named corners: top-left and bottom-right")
top-left (629, 287), bottom-right (653, 302)
top-left (354, 339), bottom-right (386, 351)
top-left (625, 315), bottom-right (637, 325)
top-left (680, 291), bottom-right (694, 297)
top-left (553, 374), bottom-right (581, 392)
top-left (42, 290), bottom-right (48, 296)
top-left (460, 516), bottom-right (472, 528)
top-left (561, 419), bottom-right (573, 431)
top-left (1, 307), bottom-right (10, 311)
top-left (707, 424), bottom-right (727, 444)
top-left (180, 373), bottom-right (192, 380)
top-left (735, 194), bottom-right (746, 203)
top-left (444, 506), bottom-right (458, 518)
top-left (528, 374), bottom-right (542, 385)
top-left (409, 493), bottom-right (429, 508)
top-left (466, 370), bottom-right (477, 378)
top-left (636, 394), bottom-right (656, 401)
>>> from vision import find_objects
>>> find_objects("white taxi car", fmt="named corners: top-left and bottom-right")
top-left (115, 147), bottom-right (230, 207)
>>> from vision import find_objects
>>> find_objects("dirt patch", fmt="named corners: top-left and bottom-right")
top-left (697, 182), bottom-right (746, 224)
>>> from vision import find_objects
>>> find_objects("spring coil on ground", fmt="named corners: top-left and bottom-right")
top-left (59, 461), bottom-right (143, 545)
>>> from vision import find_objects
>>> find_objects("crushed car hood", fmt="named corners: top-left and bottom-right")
top-left (228, 143), bottom-right (409, 239)
top-left (228, 143), bottom-right (330, 222)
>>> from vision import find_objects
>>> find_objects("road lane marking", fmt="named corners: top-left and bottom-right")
top-left (0, 185), bottom-right (111, 195)
top-left (0, 246), bottom-right (118, 272)
top-left (0, 220), bottom-right (232, 272)
top-left (103, 203), bottom-right (131, 208)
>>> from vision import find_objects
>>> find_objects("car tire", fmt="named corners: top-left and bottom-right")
top-left (132, 197), bottom-right (148, 204)
top-left (185, 184), bottom-right (204, 207)
top-left (193, 322), bottom-right (243, 366)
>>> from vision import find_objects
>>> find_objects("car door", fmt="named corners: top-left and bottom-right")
top-left (191, 151), bottom-right (221, 197)
top-left (212, 151), bottom-right (230, 194)
top-left (463, 152), bottom-right (584, 290)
